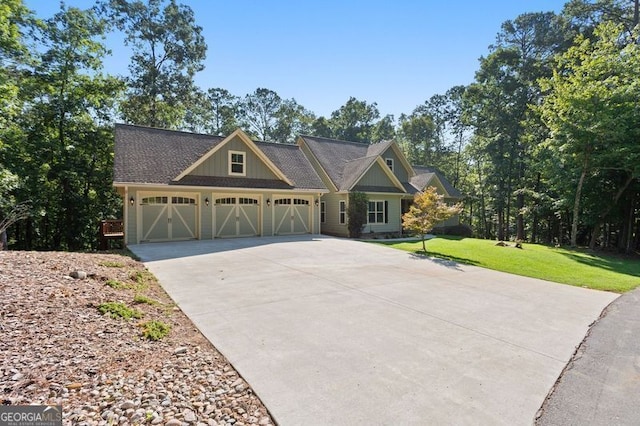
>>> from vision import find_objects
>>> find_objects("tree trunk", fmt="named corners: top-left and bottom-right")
top-left (622, 193), bottom-right (635, 254)
top-left (497, 208), bottom-right (505, 241)
top-left (588, 174), bottom-right (634, 249)
top-left (516, 191), bottom-right (525, 241)
top-left (589, 222), bottom-right (601, 250)
top-left (571, 154), bottom-right (589, 247)
top-left (476, 160), bottom-right (489, 239)
top-left (531, 172), bottom-right (541, 243)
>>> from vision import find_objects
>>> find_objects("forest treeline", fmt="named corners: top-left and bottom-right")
top-left (1, 0), bottom-right (639, 252)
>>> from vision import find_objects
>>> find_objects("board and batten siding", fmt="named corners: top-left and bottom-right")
top-left (190, 136), bottom-right (279, 180)
top-left (357, 164), bottom-right (398, 188)
top-left (380, 147), bottom-right (409, 182)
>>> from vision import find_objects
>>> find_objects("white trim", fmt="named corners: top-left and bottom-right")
top-left (123, 186), bottom-right (129, 246)
top-left (388, 143), bottom-right (415, 178)
top-left (173, 128), bottom-right (293, 185)
top-left (211, 193), bottom-right (262, 238)
top-left (385, 157), bottom-right (394, 172)
top-left (347, 157), bottom-right (406, 193)
top-left (136, 190), bottom-right (200, 244)
top-left (271, 195), bottom-right (313, 235)
top-left (367, 200), bottom-right (385, 224)
top-left (228, 150), bottom-right (246, 176)
top-left (339, 200), bottom-right (346, 224)
top-left (114, 183), bottom-right (327, 194)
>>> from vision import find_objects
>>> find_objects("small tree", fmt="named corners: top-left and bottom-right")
top-left (402, 187), bottom-right (463, 253)
top-left (347, 192), bottom-right (368, 238)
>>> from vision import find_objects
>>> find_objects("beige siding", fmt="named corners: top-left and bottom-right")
top-left (125, 187), bottom-right (320, 244)
top-left (190, 136), bottom-right (279, 179)
top-left (319, 192), bottom-right (349, 237)
top-left (381, 147), bottom-right (409, 182)
top-left (125, 190), bottom-right (136, 245)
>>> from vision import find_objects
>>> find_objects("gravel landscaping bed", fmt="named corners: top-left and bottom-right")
top-left (0, 250), bottom-right (274, 426)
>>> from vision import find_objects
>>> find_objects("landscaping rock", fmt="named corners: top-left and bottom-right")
top-left (0, 250), bottom-right (274, 426)
top-left (70, 270), bottom-right (88, 279)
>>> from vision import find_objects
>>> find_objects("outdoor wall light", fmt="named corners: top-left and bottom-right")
top-left (129, 196), bottom-right (134, 206)
top-left (315, 199), bottom-right (319, 207)
top-left (205, 197), bottom-right (209, 206)
top-left (266, 198), bottom-right (271, 207)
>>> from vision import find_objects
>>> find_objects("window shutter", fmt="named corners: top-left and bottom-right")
top-left (384, 201), bottom-right (389, 223)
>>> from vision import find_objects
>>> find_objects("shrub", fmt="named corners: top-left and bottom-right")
top-left (140, 320), bottom-right (171, 341)
top-left (98, 302), bottom-right (143, 320)
top-left (105, 279), bottom-right (125, 289)
top-left (133, 294), bottom-right (158, 305)
top-left (347, 192), bottom-right (368, 238)
top-left (432, 224), bottom-right (473, 237)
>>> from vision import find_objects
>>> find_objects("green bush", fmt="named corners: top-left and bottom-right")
top-left (98, 302), bottom-right (143, 320)
top-left (140, 320), bottom-right (171, 341)
top-left (347, 192), bottom-right (368, 238)
top-left (133, 294), bottom-right (158, 305)
top-left (105, 278), bottom-right (125, 289)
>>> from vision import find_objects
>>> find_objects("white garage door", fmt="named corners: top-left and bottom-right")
top-left (274, 197), bottom-right (311, 235)
top-left (140, 195), bottom-right (198, 242)
top-left (214, 196), bottom-right (260, 238)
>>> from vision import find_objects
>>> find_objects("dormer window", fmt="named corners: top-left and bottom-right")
top-left (385, 158), bottom-right (394, 172)
top-left (229, 151), bottom-right (246, 176)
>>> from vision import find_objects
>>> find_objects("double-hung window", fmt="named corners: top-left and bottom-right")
top-left (368, 201), bottom-right (385, 224)
top-left (385, 158), bottom-right (394, 172)
top-left (229, 151), bottom-right (246, 176)
top-left (339, 201), bottom-right (346, 224)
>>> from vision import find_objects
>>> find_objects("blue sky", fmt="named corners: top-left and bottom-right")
top-left (26, 0), bottom-right (568, 118)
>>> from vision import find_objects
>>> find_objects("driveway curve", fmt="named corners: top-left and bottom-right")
top-left (130, 235), bottom-right (617, 425)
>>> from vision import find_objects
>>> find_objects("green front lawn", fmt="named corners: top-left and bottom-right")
top-left (377, 236), bottom-right (640, 293)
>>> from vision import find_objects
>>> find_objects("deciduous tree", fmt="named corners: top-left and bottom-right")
top-left (103, 0), bottom-right (206, 129)
top-left (329, 97), bottom-right (380, 143)
top-left (538, 22), bottom-right (640, 248)
top-left (402, 187), bottom-right (463, 253)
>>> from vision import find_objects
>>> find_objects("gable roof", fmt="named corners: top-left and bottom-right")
top-left (299, 135), bottom-right (410, 193)
top-left (114, 124), bottom-right (224, 185)
top-left (174, 129), bottom-right (292, 185)
top-left (411, 166), bottom-right (462, 198)
top-left (113, 124), bottom-right (326, 191)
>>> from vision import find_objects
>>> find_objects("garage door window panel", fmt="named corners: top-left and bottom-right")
top-left (274, 197), bottom-right (310, 234)
top-left (214, 196), bottom-right (259, 237)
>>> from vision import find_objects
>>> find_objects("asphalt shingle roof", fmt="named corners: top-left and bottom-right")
top-left (114, 124), bottom-right (326, 190)
top-left (114, 124), bottom-right (224, 184)
top-left (340, 156), bottom-right (378, 191)
top-left (411, 166), bottom-right (462, 198)
top-left (300, 135), bottom-right (401, 192)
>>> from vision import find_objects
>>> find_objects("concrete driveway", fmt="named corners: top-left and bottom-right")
top-left (130, 235), bottom-right (617, 425)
